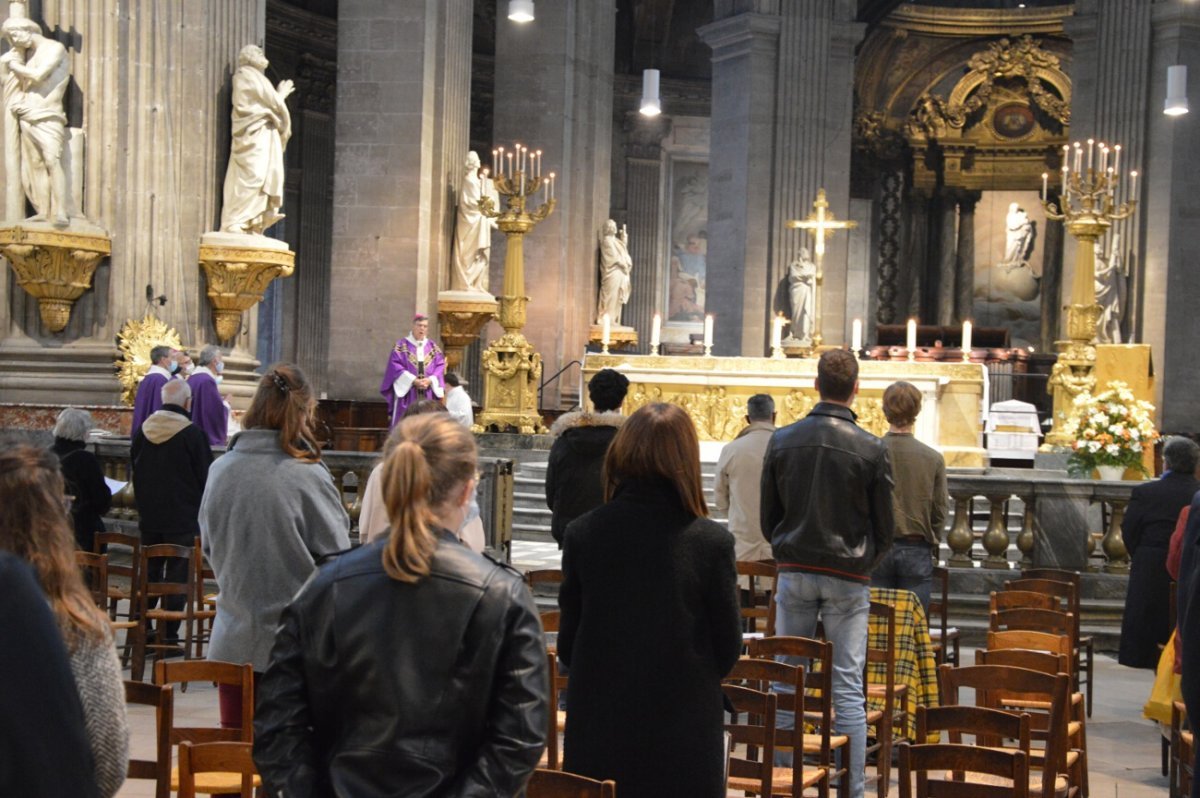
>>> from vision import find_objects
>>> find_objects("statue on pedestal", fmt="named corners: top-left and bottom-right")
top-left (785, 247), bottom-right (816, 344)
top-left (596, 219), bottom-right (632, 325)
top-left (1095, 233), bottom-right (1125, 344)
top-left (219, 45), bottom-right (293, 237)
top-left (450, 150), bottom-right (497, 294)
top-left (1002, 202), bottom-right (1035, 272)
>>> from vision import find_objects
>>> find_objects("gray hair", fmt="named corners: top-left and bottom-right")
top-left (162, 378), bottom-right (192, 406)
top-left (1164, 436), bottom-right (1200, 475)
top-left (746, 394), bottom-right (775, 422)
top-left (197, 345), bottom-right (221, 367)
top-left (53, 408), bottom-right (93, 442)
top-left (149, 344), bottom-right (174, 364)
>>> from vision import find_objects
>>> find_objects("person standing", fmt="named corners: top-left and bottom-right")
top-left (870, 381), bottom-right (947, 611)
top-left (130, 345), bottom-right (178, 438)
top-left (131, 379), bottom-right (212, 644)
top-left (51, 407), bottom-right (111, 551)
top-left (760, 349), bottom-right (894, 798)
top-left (380, 314), bottom-right (446, 429)
top-left (188, 345), bottom-right (231, 447)
top-left (444, 372), bottom-right (474, 428)
top-left (713, 393), bottom-right (776, 564)
top-left (1120, 437), bottom-right (1200, 669)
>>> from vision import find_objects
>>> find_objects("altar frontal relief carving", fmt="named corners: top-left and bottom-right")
top-left (974, 190), bottom-right (1046, 348)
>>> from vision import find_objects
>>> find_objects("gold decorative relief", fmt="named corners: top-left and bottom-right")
top-left (0, 225), bottom-right (111, 332)
top-left (198, 244), bottom-right (295, 342)
top-left (114, 314), bottom-right (184, 406)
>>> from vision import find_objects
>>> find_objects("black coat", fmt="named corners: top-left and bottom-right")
top-left (558, 480), bottom-right (742, 798)
top-left (52, 438), bottom-right (112, 551)
top-left (1119, 471), bottom-right (1200, 668)
top-left (544, 412), bottom-right (624, 546)
top-left (131, 405), bottom-right (212, 539)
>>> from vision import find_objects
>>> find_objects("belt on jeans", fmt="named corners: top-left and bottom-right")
top-left (895, 535), bottom-right (930, 545)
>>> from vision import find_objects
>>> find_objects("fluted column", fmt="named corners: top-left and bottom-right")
top-left (0, 1), bottom-right (263, 405)
top-left (954, 191), bottom-right (979, 323)
top-left (623, 114), bottom-right (671, 353)
top-left (1040, 203), bottom-right (1064, 353)
top-left (935, 192), bottom-right (958, 326)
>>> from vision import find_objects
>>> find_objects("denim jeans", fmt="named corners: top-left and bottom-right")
top-left (773, 571), bottom-right (870, 798)
top-left (871, 540), bottom-right (934, 612)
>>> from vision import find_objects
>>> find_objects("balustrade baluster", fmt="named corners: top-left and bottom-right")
top-left (1016, 495), bottom-right (1035, 568)
top-left (1102, 495), bottom-right (1130, 574)
top-left (981, 493), bottom-right (1013, 569)
top-left (946, 494), bottom-right (974, 567)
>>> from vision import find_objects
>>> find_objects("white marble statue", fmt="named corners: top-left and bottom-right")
top-left (596, 219), bottom-right (632, 325)
top-left (786, 247), bottom-right (816, 343)
top-left (1003, 202), bottom-right (1034, 271)
top-left (219, 45), bottom-right (293, 236)
top-left (1095, 233), bottom-right (1125, 344)
top-left (1, 12), bottom-right (70, 225)
top-left (450, 150), bottom-right (497, 293)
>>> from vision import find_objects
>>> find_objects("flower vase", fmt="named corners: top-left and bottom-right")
top-left (1095, 465), bottom-right (1125, 481)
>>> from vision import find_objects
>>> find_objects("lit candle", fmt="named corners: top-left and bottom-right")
top-left (906, 318), bottom-right (917, 353)
top-left (602, 313), bottom-right (611, 346)
top-left (549, 172), bottom-right (555, 201)
top-left (1113, 144), bottom-right (1121, 176)
top-left (507, 151), bottom-right (513, 176)
top-left (962, 320), bottom-right (972, 359)
top-left (650, 313), bottom-right (661, 350)
top-left (536, 149), bottom-right (542, 178)
top-left (1107, 167), bottom-right (1115, 200)
top-left (1099, 144), bottom-right (1107, 173)
top-left (1074, 144), bottom-right (1082, 174)
top-left (704, 314), bottom-right (714, 350)
top-left (1041, 172), bottom-right (1048, 201)
top-left (1130, 169), bottom-right (1139, 199)
top-left (771, 315), bottom-right (783, 351)
top-left (498, 146), bottom-right (505, 176)
top-left (851, 318), bottom-right (862, 351)
top-left (1087, 138), bottom-right (1094, 171)
top-left (492, 148), bottom-right (497, 174)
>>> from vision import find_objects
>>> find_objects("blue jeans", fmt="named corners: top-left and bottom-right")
top-left (871, 540), bottom-right (934, 612)
top-left (773, 571), bottom-right (870, 798)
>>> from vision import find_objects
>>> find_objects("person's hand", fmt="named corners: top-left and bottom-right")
top-left (0, 51), bottom-right (20, 66)
top-left (415, 378), bottom-right (430, 391)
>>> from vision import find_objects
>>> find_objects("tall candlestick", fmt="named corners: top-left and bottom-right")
top-left (536, 150), bottom-right (542, 178)
top-left (650, 313), bottom-right (661, 351)
top-left (1073, 144), bottom-right (1081, 174)
top-left (906, 318), bottom-right (917, 354)
top-left (961, 320), bottom-right (972, 361)
top-left (498, 147), bottom-right (505, 176)
top-left (704, 314), bottom-right (714, 352)
top-left (1099, 144), bottom-right (1108, 173)
top-left (771, 315), bottom-right (784, 352)
top-left (1087, 138), bottom-right (1094, 172)
top-left (1041, 172), bottom-right (1048, 201)
top-left (602, 313), bottom-right (611, 345)
top-left (851, 318), bottom-right (862, 352)
top-left (507, 152), bottom-right (513, 176)
top-left (1113, 144), bottom-right (1121, 177)
top-left (492, 149), bottom-right (497, 174)
top-left (1130, 170), bottom-right (1138, 199)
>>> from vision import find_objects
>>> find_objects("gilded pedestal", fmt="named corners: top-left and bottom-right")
top-left (437, 290), bottom-right (498, 372)
top-left (198, 234), bottom-right (295, 343)
top-left (0, 223), bottom-right (111, 332)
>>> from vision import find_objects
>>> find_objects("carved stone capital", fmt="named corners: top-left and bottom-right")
top-left (198, 241), bottom-right (295, 342)
top-left (623, 113), bottom-right (673, 160)
top-left (0, 224), bottom-right (112, 332)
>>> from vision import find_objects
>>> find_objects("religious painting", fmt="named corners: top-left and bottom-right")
top-left (991, 103), bottom-right (1036, 140)
top-left (665, 159), bottom-right (708, 323)
top-left (973, 190), bottom-right (1046, 348)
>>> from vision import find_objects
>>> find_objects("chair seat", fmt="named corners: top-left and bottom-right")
top-left (801, 732), bottom-right (849, 753)
top-left (146, 609), bottom-right (192, 621)
top-left (941, 769), bottom-right (1069, 796)
top-left (727, 765), bottom-right (828, 794)
top-left (107, 585), bottom-right (131, 600)
top-left (930, 627), bottom-right (959, 639)
top-left (170, 766), bottom-right (262, 793)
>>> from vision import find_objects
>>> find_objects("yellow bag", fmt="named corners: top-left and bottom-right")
top-left (1144, 629), bottom-right (1182, 725)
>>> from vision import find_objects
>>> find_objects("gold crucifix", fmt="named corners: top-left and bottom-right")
top-left (785, 188), bottom-right (857, 349)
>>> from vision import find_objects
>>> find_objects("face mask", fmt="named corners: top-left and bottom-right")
top-left (215, 361), bottom-right (225, 374)
top-left (184, 363), bottom-right (195, 376)
top-left (215, 375), bottom-right (224, 385)
top-left (168, 361), bottom-right (179, 374)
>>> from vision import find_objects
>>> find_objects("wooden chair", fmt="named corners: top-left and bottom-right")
top-left (123, 680), bottom-right (173, 798)
top-left (724, 682), bottom-right (778, 798)
top-left (525, 568), bottom-right (564, 593)
top-left (1016, 569), bottom-right (1094, 717)
top-left (192, 538), bottom-right (218, 659)
top-left (131, 543), bottom-right (196, 681)
top-left (916, 704), bottom-right (1031, 753)
top-left (865, 600), bottom-right (900, 798)
top-left (95, 530), bottom-right (140, 663)
top-left (526, 768), bottom-right (616, 798)
top-left (990, 590), bottom-right (1061, 613)
top-left (153, 659), bottom-right (261, 795)
top-left (748, 636), bottom-right (849, 798)
top-left (1173, 700), bottom-right (1194, 798)
top-left (76, 550), bottom-right (109, 609)
top-left (539, 610), bottom-right (568, 770)
top-left (897, 742), bottom-right (1030, 798)
top-left (737, 560), bottom-right (777, 634)
top-left (989, 608), bottom-right (1074, 639)
top-left (929, 566), bottom-right (960, 666)
top-left (177, 741), bottom-right (257, 798)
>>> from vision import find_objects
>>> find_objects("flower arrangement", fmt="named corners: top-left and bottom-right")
top-left (1063, 380), bottom-right (1159, 478)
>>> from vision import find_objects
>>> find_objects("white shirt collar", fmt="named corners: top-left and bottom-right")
top-left (147, 364), bottom-right (172, 379)
top-left (194, 365), bottom-right (216, 379)
top-left (406, 336), bottom-right (429, 352)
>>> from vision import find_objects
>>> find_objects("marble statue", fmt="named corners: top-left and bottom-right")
top-left (786, 247), bottom-right (816, 343)
top-left (1003, 202), bottom-right (1034, 271)
top-left (450, 150), bottom-right (497, 293)
top-left (596, 219), bottom-right (632, 325)
top-left (1, 12), bottom-right (70, 225)
top-left (219, 45), bottom-right (293, 236)
top-left (1095, 233), bottom-right (1124, 344)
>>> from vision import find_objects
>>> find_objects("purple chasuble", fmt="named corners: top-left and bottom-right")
top-left (131, 371), bottom-right (170, 438)
top-left (188, 370), bottom-right (229, 447)
top-left (379, 338), bottom-right (446, 428)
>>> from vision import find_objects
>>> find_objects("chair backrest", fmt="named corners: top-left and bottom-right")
top-left (725, 656), bottom-right (805, 749)
top-left (985, 630), bottom-right (1073, 674)
top-left (526, 768), bottom-right (617, 798)
top-left (723, 682), bottom-right (777, 797)
top-left (540, 610), bottom-right (560, 634)
top-left (543, 652), bottom-right (569, 770)
top-left (153, 659), bottom-right (254, 743)
top-left (990, 590), bottom-right (1060, 613)
top-left (1019, 568), bottom-right (1081, 589)
top-left (974, 647), bottom-right (1071, 679)
top-left (866, 601), bottom-right (898, 711)
top-left (94, 530), bottom-right (139, 614)
top-left (898, 741), bottom-right (1030, 798)
top-left (76, 550), bottom-right (108, 609)
top-left (747, 635), bottom-right (837, 762)
top-left (930, 565), bottom-right (951, 635)
top-left (736, 560), bottom-right (776, 633)
top-left (916, 704), bottom-right (1031, 751)
top-left (176, 741), bottom-right (256, 798)
top-left (137, 543), bottom-right (195, 612)
top-left (124, 680), bottom-right (173, 798)
top-left (1006, 577), bottom-right (1081, 639)
top-left (989, 608), bottom-right (1074, 638)
top-left (525, 569), bottom-right (564, 588)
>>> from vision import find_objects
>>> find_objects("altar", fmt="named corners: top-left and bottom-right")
top-left (581, 353), bottom-right (988, 467)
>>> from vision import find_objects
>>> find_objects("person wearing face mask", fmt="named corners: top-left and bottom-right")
top-left (130, 344), bottom-right (180, 438)
top-left (189, 344), bottom-right (232, 447)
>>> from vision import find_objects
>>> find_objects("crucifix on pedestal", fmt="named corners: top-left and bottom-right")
top-left (786, 189), bottom-right (856, 351)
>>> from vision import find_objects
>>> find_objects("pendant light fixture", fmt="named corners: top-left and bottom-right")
top-left (508, 0), bottom-right (534, 23)
top-left (1165, 65), bottom-right (1189, 116)
top-left (640, 69), bottom-right (661, 117)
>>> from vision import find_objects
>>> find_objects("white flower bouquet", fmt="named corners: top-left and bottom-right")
top-left (1063, 380), bottom-right (1159, 478)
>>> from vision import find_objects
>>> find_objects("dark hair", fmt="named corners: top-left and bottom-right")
top-left (403, 399), bottom-right (449, 419)
top-left (380, 414), bottom-right (477, 583)
top-left (589, 368), bottom-right (630, 412)
top-left (445, 372), bottom-right (461, 388)
top-left (603, 403), bottom-right (707, 517)
top-left (816, 349), bottom-right (858, 402)
top-left (1164, 437), bottom-right (1200, 475)
top-left (746, 394), bottom-right (775, 422)
top-left (883, 381), bottom-right (922, 427)
top-left (242, 363), bottom-right (321, 462)
top-left (149, 344), bottom-right (173, 364)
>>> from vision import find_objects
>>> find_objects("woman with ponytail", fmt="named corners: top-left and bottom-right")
top-left (200, 363), bottom-right (350, 728)
top-left (254, 413), bottom-right (549, 796)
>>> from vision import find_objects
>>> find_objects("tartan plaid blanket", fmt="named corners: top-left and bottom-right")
top-left (867, 587), bottom-right (940, 741)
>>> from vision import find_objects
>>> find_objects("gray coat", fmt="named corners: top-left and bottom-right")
top-left (201, 429), bottom-right (351, 672)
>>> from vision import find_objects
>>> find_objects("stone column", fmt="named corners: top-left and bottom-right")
top-left (935, 193), bottom-right (958, 326)
top-left (623, 113), bottom-right (671, 353)
top-left (0, 1), bottom-right (264, 406)
top-left (491, 0), bottom-right (615, 408)
top-left (954, 191), bottom-right (979, 323)
top-left (900, 186), bottom-right (931, 323)
top-left (325, 0), bottom-right (472, 398)
top-left (875, 170), bottom-right (905, 326)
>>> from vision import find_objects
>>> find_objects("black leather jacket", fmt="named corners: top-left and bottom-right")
top-left (253, 532), bottom-right (549, 798)
top-left (760, 402), bottom-right (895, 581)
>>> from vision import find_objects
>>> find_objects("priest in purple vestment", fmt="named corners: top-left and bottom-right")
top-left (131, 345), bottom-right (179, 438)
top-left (380, 315), bottom-right (446, 428)
top-left (188, 345), bottom-right (231, 447)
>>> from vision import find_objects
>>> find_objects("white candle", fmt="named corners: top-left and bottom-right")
top-left (492, 149), bottom-right (497, 174)
top-left (704, 314), bottom-right (714, 349)
top-left (1074, 144), bottom-right (1082, 174)
top-left (851, 318), bottom-right (862, 351)
top-left (602, 313), bottom-right (611, 346)
top-left (650, 313), bottom-right (661, 350)
top-left (507, 152), bottom-right (513, 176)
top-left (907, 318), bottom-right (917, 352)
top-left (1087, 138), bottom-right (1094, 171)
top-left (962, 320), bottom-right (972, 357)
top-left (1113, 144), bottom-right (1121, 176)
top-left (1099, 144), bottom-right (1108, 173)
top-left (1041, 172), bottom-right (1048, 201)
top-left (1130, 169), bottom-right (1139, 199)
top-left (771, 315), bottom-right (783, 351)
top-left (549, 173), bottom-right (555, 201)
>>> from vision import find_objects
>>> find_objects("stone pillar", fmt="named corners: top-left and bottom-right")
top-left (875, 170), bottom-right (904, 326)
top-left (492, 0), bottom-right (615, 408)
top-left (935, 193), bottom-right (958, 326)
top-left (623, 113), bottom-right (671, 353)
top-left (326, 0), bottom-right (472, 398)
top-left (954, 192), bottom-right (978, 323)
top-left (900, 186), bottom-right (931, 323)
top-left (0, 1), bottom-right (264, 405)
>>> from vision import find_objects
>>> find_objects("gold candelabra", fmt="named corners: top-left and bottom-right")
top-left (1041, 139), bottom-right (1137, 450)
top-left (473, 144), bottom-right (556, 434)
